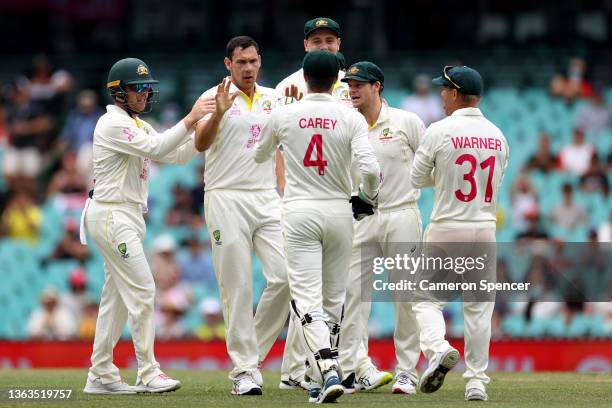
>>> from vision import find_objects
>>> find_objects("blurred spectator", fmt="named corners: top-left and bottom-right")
top-left (597, 212), bottom-right (611, 242)
top-left (579, 152), bottom-right (610, 197)
top-left (60, 267), bottom-right (89, 321)
top-left (22, 54), bottom-right (73, 114)
top-left (0, 100), bottom-right (8, 146)
top-left (549, 57), bottom-right (593, 103)
top-left (47, 150), bottom-right (87, 196)
top-left (3, 82), bottom-right (53, 192)
top-left (516, 214), bottom-right (549, 241)
top-left (574, 83), bottom-right (612, 135)
top-left (194, 298), bottom-right (225, 341)
top-left (156, 290), bottom-right (190, 340)
top-left (559, 128), bottom-right (595, 176)
top-left (550, 183), bottom-right (587, 231)
top-left (52, 218), bottom-right (90, 261)
top-left (526, 132), bottom-right (558, 173)
top-left (0, 190), bottom-right (42, 244)
top-left (177, 234), bottom-right (217, 288)
top-left (151, 234), bottom-right (182, 290)
top-left (58, 89), bottom-right (102, 185)
top-left (78, 298), bottom-right (99, 341)
top-left (400, 74), bottom-right (444, 126)
top-left (511, 172), bottom-right (539, 232)
top-left (165, 184), bottom-right (201, 227)
top-left (27, 285), bottom-right (76, 340)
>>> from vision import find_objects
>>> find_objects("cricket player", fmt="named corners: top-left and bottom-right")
top-left (410, 66), bottom-right (509, 401)
top-left (276, 17), bottom-right (354, 391)
top-left (193, 36), bottom-right (291, 395)
top-left (255, 49), bottom-right (381, 404)
top-left (340, 61), bottom-right (426, 394)
top-left (275, 17), bottom-right (351, 106)
top-left (81, 57), bottom-right (215, 394)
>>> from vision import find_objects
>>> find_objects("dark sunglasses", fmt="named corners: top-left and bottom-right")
top-left (126, 83), bottom-right (153, 93)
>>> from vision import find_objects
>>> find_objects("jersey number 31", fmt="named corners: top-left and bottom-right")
top-left (455, 154), bottom-right (496, 203)
top-left (303, 134), bottom-right (328, 176)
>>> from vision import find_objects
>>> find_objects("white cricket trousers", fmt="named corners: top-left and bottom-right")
top-left (204, 188), bottom-right (290, 380)
top-left (413, 224), bottom-right (496, 390)
top-left (339, 204), bottom-right (422, 383)
top-left (85, 200), bottom-right (162, 385)
top-left (281, 199), bottom-right (353, 373)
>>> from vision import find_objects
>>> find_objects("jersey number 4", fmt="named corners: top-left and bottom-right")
top-left (455, 154), bottom-right (496, 203)
top-left (303, 134), bottom-right (328, 176)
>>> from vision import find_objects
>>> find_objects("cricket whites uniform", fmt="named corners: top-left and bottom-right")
top-left (254, 93), bottom-right (380, 386)
top-left (410, 107), bottom-right (509, 391)
top-left (82, 105), bottom-right (199, 385)
top-left (340, 103), bottom-right (426, 386)
top-left (276, 69), bottom-right (353, 107)
top-left (276, 69), bottom-right (354, 385)
top-left (199, 82), bottom-right (291, 382)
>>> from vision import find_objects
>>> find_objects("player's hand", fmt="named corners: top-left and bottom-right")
top-left (215, 77), bottom-right (240, 115)
top-left (349, 195), bottom-right (375, 221)
top-left (185, 96), bottom-right (216, 128)
top-left (284, 85), bottom-right (303, 101)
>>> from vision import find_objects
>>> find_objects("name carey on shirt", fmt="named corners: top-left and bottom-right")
top-left (451, 136), bottom-right (502, 151)
top-left (298, 117), bottom-right (338, 130)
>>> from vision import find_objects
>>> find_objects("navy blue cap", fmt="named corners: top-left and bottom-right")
top-left (432, 66), bottom-right (483, 96)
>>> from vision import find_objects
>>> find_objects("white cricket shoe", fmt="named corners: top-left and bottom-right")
top-left (419, 347), bottom-right (460, 394)
top-left (466, 387), bottom-right (489, 401)
top-left (83, 377), bottom-right (135, 395)
top-left (134, 373), bottom-right (181, 393)
top-left (232, 372), bottom-right (263, 395)
top-left (392, 372), bottom-right (417, 394)
top-left (357, 367), bottom-right (394, 391)
top-left (279, 376), bottom-right (311, 390)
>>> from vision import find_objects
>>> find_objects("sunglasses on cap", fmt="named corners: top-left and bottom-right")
top-left (443, 66), bottom-right (462, 90)
top-left (125, 83), bottom-right (153, 93)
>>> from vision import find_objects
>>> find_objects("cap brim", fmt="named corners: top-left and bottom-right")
top-left (341, 74), bottom-right (371, 82)
top-left (305, 27), bottom-right (340, 39)
top-left (431, 76), bottom-right (448, 86)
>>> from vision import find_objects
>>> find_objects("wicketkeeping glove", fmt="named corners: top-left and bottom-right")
top-left (349, 195), bottom-right (375, 221)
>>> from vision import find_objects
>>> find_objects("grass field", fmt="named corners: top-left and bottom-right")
top-left (0, 370), bottom-right (610, 407)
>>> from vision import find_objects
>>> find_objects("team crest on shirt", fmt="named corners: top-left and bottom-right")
top-left (246, 124), bottom-right (262, 149)
top-left (118, 243), bottom-right (130, 259)
top-left (212, 230), bottom-right (222, 245)
top-left (262, 99), bottom-right (273, 113)
top-left (379, 127), bottom-right (394, 144)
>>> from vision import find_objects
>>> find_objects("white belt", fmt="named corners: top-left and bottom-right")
top-left (79, 198), bottom-right (91, 245)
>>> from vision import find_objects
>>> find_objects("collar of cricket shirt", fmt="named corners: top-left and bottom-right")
top-left (451, 107), bottom-right (483, 117)
top-left (302, 93), bottom-right (336, 102)
top-left (368, 99), bottom-right (390, 130)
top-left (228, 81), bottom-right (262, 112)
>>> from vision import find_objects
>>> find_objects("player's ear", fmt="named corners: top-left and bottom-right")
top-left (223, 57), bottom-right (231, 71)
top-left (337, 37), bottom-right (341, 49)
top-left (303, 39), bottom-right (309, 52)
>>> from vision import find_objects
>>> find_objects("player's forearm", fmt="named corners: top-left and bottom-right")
top-left (194, 113), bottom-right (222, 152)
top-left (148, 121), bottom-right (191, 160)
top-left (410, 151), bottom-right (434, 188)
